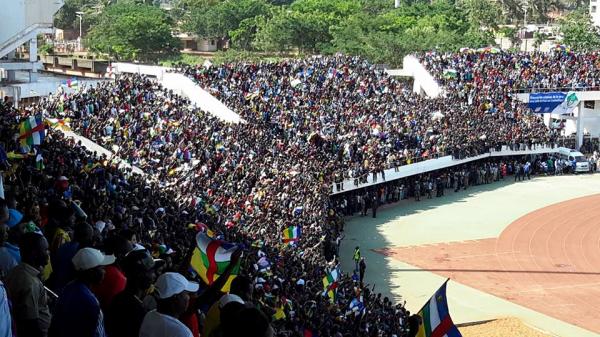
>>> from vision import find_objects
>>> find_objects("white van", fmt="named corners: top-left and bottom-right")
top-left (556, 147), bottom-right (590, 173)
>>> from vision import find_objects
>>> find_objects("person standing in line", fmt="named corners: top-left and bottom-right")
top-left (414, 180), bottom-right (421, 201)
top-left (359, 257), bottom-right (366, 284)
top-left (372, 193), bottom-right (378, 218)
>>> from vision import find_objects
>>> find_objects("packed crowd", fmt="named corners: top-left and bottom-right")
top-left (2, 49), bottom-right (592, 337)
top-left (176, 55), bottom-right (554, 183)
top-left (0, 76), bottom-right (414, 337)
top-left (420, 49), bottom-right (600, 93)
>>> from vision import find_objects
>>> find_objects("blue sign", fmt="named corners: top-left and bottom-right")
top-left (528, 92), bottom-right (566, 113)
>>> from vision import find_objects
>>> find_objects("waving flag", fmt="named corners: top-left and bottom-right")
top-left (416, 280), bottom-right (462, 337)
top-left (322, 267), bottom-right (339, 301)
top-left (348, 296), bottom-right (366, 317)
top-left (64, 77), bottom-right (79, 89)
top-left (282, 226), bottom-right (301, 244)
top-left (190, 232), bottom-right (239, 292)
top-left (18, 116), bottom-right (45, 147)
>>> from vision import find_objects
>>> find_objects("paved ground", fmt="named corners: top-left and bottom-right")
top-left (341, 174), bottom-right (600, 337)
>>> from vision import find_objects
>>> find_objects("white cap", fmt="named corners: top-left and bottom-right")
top-left (154, 272), bottom-right (199, 299)
top-left (72, 248), bottom-right (116, 271)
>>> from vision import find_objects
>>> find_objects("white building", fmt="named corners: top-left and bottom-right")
top-left (591, 0), bottom-right (600, 26)
top-left (0, 0), bottom-right (64, 85)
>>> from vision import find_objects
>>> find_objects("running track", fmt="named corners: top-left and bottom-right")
top-left (374, 194), bottom-right (600, 334)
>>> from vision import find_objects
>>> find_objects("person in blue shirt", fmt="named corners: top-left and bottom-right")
top-left (49, 247), bottom-right (115, 337)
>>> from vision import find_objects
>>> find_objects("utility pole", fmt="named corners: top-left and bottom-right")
top-left (395, 0), bottom-right (400, 9)
top-left (522, 0), bottom-right (529, 52)
top-left (76, 11), bottom-right (84, 52)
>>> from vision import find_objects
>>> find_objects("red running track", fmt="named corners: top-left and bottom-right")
top-left (374, 194), bottom-right (600, 334)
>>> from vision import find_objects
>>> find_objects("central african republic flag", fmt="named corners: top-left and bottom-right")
top-left (282, 225), bottom-right (301, 244)
top-left (18, 116), bottom-right (45, 147)
top-left (190, 232), bottom-right (240, 292)
top-left (322, 267), bottom-right (339, 301)
top-left (416, 280), bottom-right (462, 337)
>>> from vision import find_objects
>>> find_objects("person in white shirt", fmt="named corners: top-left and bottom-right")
top-left (139, 272), bottom-right (199, 337)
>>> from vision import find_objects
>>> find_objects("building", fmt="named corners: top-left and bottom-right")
top-left (591, 0), bottom-right (600, 26)
top-left (176, 33), bottom-right (228, 53)
top-left (0, 0), bottom-right (64, 84)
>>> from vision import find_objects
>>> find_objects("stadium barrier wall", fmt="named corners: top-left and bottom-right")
top-left (402, 55), bottom-right (442, 98)
top-left (112, 63), bottom-right (242, 123)
top-left (331, 144), bottom-right (558, 195)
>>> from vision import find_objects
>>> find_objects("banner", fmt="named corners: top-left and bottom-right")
top-left (528, 92), bottom-right (579, 114)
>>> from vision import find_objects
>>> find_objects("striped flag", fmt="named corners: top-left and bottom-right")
top-left (416, 280), bottom-right (462, 337)
top-left (18, 116), bottom-right (45, 147)
top-left (348, 296), bottom-right (366, 317)
top-left (65, 78), bottom-right (79, 89)
top-left (322, 267), bottom-right (339, 301)
top-left (190, 232), bottom-right (239, 292)
top-left (282, 225), bottom-right (301, 244)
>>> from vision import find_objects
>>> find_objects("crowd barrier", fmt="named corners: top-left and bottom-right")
top-left (331, 144), bottom-right (558, 195)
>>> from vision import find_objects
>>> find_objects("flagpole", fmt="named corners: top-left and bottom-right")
top-left (416, 278), bottom-right (450, 314)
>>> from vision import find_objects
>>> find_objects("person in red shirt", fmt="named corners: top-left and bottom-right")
top-left (91, 234), bottom-right (131, 311)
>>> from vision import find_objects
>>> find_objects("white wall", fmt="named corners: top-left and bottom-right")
top-left (402, 55), bottom-right (441, 98)
top-left (113, 62), bottom-right (243, 123)
top-left (0, 0), bottom-right (62, 44)
top-left (591, 0), bottom-right (600, 26)
top-left (331, 144), bottom-right (557, 195)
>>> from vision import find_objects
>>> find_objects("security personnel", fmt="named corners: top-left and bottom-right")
top-left (353, 246), bottom-right (361, 271)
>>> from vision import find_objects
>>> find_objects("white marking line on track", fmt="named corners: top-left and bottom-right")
top-left (515, 282), bottom-right (600, 293)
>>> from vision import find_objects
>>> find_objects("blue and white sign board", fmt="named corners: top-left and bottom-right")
top-left (528, 92), bottom-right (579, 115)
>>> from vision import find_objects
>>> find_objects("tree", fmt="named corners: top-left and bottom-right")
top-left (458, 0), bottom-right (504, 30)
top-left (181, 0), bottom-right (271, 40)
top-left (558, 9), bottom-right (600, 51)
top-left (86, 3), bottom-right (180, 61)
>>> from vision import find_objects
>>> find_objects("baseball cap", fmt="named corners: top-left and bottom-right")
top-left (154, 272), bottom-right (199, 299)
top-left (72, 247), bottom-right (116, 271)
top-left (122, 249), bottom-right (163, 276)
top-left (6, 209), bottom-right (23, 228)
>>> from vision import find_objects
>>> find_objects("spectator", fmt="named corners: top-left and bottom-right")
top-left (139, 272), bottom-right (199, 337)
top-left (5, 232), bottom-right (51, 337)
top-left (106, 249), bottom-right (159, 337)
top-left (50, 247), bottom-right (115, 337)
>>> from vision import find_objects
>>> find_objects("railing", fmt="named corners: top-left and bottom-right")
top-left (331, 143), bottom-right (558, 194)
top-left (513, 86), bottom-right (600, 94)
top-left (0, 23), bottom-right (51, 58)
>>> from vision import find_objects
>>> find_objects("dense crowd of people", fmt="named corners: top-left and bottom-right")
top-left (420, 49), bottom-right (600, 93)
top-left (0, 50), bottom-right (595, 337)
top-left (177, 55), bottom-right (555, 183)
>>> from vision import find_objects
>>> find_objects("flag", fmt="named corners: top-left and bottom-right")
top-left (190, 232), bottom-right (239, 292)
top-left (348, 297), bottom-right (366, 316)
top-left (272, 305), bottom-right (286, 321)
top-left (35, 153), bottom-right (44, 170)
top-left (282, 225), bottom-right (301, 244)
top-left (18, 116), bottom-right (45, 147)
top-left (65, 78), bottom-right (79, 89)
top-left (416, 280), bottom-right (462, 337)
top-left (322, 268), bottom-right (339, 301)
top-left (251, 239), bottom-right (264, 248)
top-left (443, 69), bottom-right (457, 79)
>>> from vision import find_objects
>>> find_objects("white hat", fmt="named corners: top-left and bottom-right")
top-left (218, 293), bottom-right (244, 308)
top-left (72, 248), bottom-right (116, 271)
top-left (154, 272), bottom-right (199, 299)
